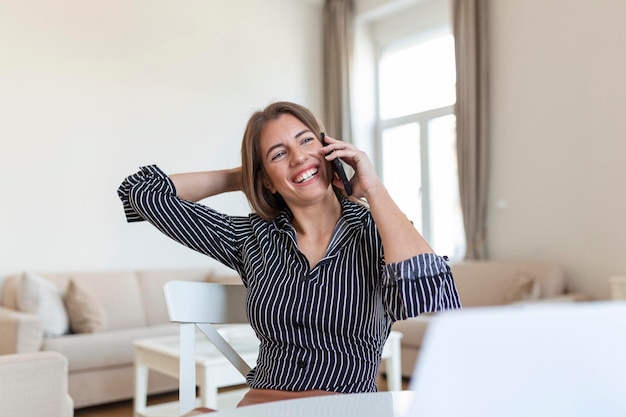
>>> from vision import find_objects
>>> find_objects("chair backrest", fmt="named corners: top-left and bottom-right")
top-left (163, 280), bottom-right (250, 415)
top-left (165, 280), bottom-right (248, 324)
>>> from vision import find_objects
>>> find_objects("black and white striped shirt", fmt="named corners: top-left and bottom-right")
top-left (118, 165), bottom-right (460, 393)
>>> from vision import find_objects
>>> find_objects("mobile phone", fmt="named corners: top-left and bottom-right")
top-left (321, 133), bottom-right (353, 196)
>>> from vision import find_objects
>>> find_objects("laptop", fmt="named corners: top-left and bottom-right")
top-left (407, 301), bottom-right (626, 417)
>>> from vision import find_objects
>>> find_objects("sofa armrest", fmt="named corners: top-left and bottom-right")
top-left (0, 351), bottom-right (73, 417)
top-left (0, 306), bottom-right (43, 354)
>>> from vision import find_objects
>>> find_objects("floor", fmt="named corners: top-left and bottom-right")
top-left (74, 390), bottom-right (179, 417)
top-left (73, 375), bottom-right (406, 417)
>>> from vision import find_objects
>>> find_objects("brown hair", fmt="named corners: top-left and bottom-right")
top-left (241, 101), bottom-right (328, 221)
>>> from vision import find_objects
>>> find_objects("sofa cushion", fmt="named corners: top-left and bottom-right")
top-left (64, 279), bottom-right (106, 334)
top-left (501, 274), bottom-right (541, 305)
top-left (16, 272), bottom-right (69, 337)
top-left (450, 261), bottom-right (565, 307)
top-left (43, 271), bottom-right (148, 331)
top-left (43, 323), bottom-right (179, 372)
top-left (518, 263), bottom-right (565, 297)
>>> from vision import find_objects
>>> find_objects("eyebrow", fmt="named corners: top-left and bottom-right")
top-left (264, 128), bottom-right (312, 159)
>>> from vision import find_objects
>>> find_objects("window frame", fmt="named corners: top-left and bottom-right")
top-left (356, 0), bottom-right (461, 256)
top-left (377, 104), bottom-right (455, 242)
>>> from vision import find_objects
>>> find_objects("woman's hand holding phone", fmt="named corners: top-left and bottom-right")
top-left (321, 133), bottom-right (353, 196)
top-left (320, 134), bottom-right (384, 200)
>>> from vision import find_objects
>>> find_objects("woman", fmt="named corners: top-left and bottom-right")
top-left (118, 101), bottom-right (460, 406)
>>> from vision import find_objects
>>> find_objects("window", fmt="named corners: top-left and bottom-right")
top-left (355, 0), bottom-right (465, 259)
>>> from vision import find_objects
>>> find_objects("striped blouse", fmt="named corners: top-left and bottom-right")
top-left (118, 165), bottom-right (461, 393)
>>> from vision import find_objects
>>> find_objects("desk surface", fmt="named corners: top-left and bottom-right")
top-left (200, 391), bottom-right (415, 417)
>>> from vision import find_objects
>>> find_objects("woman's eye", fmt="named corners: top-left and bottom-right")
top-left (301, 137), bottom-right (314, 145)
top-left (271, 151), bottom-right (286, 161)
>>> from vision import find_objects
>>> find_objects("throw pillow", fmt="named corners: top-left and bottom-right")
top-left (501, 274), bottom-right (542, 305)
top-left (16, 271), bottom-right (70, 337)
top-left (64, 279), bottom-right (106, 333)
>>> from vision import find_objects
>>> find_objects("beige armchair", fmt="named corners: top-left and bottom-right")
top-left (0, 351), bottom-right (73, 417)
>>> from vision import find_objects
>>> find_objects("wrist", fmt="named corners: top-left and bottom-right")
top-left (362, 180), bottom-right (387, 202)
top-left (226, 167), bottom-right (243, 192)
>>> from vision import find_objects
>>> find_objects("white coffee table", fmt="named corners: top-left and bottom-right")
top-left (133, 326), bottom-right (403, 416)
top-left (134, 325), bottom-right (258, 416)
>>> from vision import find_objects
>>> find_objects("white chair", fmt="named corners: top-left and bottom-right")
top-left (163, 280), bottom-right (250, 416)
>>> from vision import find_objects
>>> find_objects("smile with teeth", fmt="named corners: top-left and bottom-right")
top-left (293, 168), bottom-right (318, 184)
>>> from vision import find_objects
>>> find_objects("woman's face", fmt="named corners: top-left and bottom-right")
top-left (258, 113), bottom-right (333, 206)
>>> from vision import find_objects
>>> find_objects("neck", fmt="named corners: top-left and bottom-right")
top-left (289, 190), bottom-right (342, 238)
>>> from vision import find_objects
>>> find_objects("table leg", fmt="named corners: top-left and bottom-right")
top-left (134, 355), bottom-right (149, 417)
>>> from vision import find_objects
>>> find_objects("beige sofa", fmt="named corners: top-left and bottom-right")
top-left (0, 351), bottom-right (73, 417)
top-left (0, 268), bottom-right (241, 409)
top-left (0, 261), bottom-right (587, 408)
top-left (391, 260), bottom-right (589, 378)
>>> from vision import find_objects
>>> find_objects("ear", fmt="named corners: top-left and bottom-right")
top-left (263, 178), bottom-right (276, 194)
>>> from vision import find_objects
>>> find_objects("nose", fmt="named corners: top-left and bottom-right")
top-left (291, 148), bottom-right (308, 166)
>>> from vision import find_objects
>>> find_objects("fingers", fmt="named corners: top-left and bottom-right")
top-left (320, 136), bottom-right (357, 161)
top-left (321, 137), bottom-right (382, 197)
top-left (321, 135), bottom-right (347, 148)
top-left (320, 136), bottom-right (375, 175)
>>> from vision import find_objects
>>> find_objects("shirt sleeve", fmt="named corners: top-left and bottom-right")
top-left (117, 165), bottom-right (243, 270)
top-left (381, 253), bottom-right (461, 321)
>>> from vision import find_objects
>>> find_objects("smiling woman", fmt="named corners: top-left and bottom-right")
top-left (117, 101), bottom-right (460, 408)
top-left (239, 102), bottom-right (339, 221)
top-left (255, 114), bottom-right (333, 208)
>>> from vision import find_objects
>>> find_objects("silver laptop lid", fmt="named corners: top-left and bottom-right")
top-left (407, 301), bottom-right (626, 417)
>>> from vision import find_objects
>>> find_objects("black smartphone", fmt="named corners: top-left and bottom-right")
top-left (321, 133), bottom-right (353, 196)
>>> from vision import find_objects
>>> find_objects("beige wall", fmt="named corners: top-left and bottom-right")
top-left (489, 0), bottom-right (626, 299)
top-left (0, 0), bottom-right (323, 274)
top-left (2, 0), bottom-right (624, 301)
